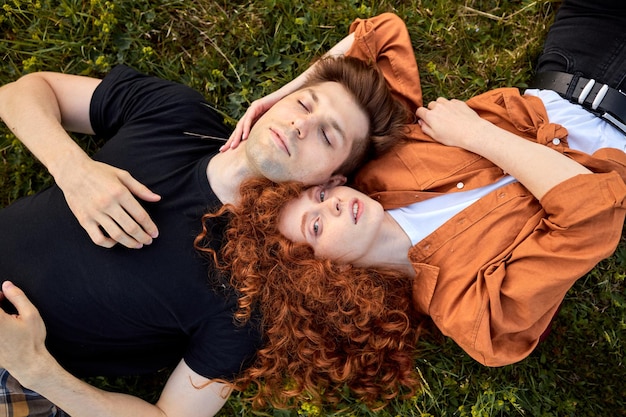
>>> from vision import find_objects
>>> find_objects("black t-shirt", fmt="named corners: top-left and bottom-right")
top-left (0, 66), bottom-right (261, 379)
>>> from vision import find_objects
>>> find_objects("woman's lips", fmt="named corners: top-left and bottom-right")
top-left (351, 198), bottom-right (363, 224)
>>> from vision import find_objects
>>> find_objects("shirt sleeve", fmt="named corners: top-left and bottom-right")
top-left (347, 13), bottom-right (423, 111)
top-left (184, 312), bottom-right (262, 380)
top-left (90, 65), bottom-right (208, 140)
top-left (431, 171), bottom-right (626, 366)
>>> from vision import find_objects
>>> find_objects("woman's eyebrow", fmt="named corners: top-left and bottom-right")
top-left (300, 212), bottom-right (307, 240)
top-left (299, 187), bottom-right (317, 239)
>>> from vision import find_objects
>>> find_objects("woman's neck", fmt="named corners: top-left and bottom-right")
top-left (355, 212), bottom-right (416, 277)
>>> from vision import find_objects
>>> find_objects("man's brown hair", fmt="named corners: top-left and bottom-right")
top-left (302, 56), bottom-right (410, 177)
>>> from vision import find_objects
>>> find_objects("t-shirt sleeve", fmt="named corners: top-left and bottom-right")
top-left (89, 65), bottom-right (208, 140)
top-left (183, 300), bottom-right (262, 380)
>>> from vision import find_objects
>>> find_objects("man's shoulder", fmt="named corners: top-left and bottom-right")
top-left (91, 65), bottom-right (218, 139)
top-left (100, 65), bottom-right (205, 103)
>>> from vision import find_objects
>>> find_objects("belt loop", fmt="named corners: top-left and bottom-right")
top-left (565, 72), bottom-right (582, 100)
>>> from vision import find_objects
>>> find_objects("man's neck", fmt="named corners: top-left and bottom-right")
top-left (206, 145), bottom-right (256, 205)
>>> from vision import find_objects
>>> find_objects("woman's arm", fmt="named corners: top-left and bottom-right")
top-left (347, 12), bottom-right (422, 111)
top-left (222, 32), bottom-right (355, 150)
top-left (416, 98), bottom-right (626, 366)
top-left (0, 282), bottom-right (229, 417)
top-left (225, 12), bottom-right (422, 150)
top-left (416, 98), bottom-right (591, 199)
top-left (0, 72), bottom-right (160, 248)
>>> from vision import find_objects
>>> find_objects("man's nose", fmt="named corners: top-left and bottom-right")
top-left (292, 115), bottom-right (314, 139)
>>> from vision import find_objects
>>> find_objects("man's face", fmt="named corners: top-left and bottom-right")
top-left (245, 81), bottom-right (369, 185)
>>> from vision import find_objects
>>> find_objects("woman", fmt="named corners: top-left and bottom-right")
top-left (205, 96), bottom-right (626, 375)
top-left (217, 2), bottom-right (626, 368)
top-left (195, 185), bottom-right (423, 409)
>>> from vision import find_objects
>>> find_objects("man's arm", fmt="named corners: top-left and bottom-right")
top-left (0, 281), bottom-right (229, 417)
top-left (0, 72), bottom-right (160, 248)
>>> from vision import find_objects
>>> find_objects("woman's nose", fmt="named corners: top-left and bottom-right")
top-left (324, 197), bottom-right (342, 216)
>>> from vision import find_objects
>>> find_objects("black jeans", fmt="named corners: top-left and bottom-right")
top-left (536, 0), bottom-right (626, 91)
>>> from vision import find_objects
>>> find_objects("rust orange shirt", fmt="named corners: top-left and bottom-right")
top-left (346, 13), bottom-right (626, 366)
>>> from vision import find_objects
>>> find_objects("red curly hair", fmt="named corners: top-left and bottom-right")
top-left (194, 177), bottom-right (424, 409)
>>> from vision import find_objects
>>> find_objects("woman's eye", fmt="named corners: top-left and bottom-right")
top-left (313, 220), bottom-right (319, 235)
top-left (319, 189), bottom-right (325, 202)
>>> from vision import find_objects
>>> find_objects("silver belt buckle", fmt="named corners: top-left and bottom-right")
top-left (602, 112), bottom-right (626, 135)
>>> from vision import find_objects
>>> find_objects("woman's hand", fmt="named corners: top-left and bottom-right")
top-left (221, 90), bottom-right (285, 152)
top-left (416, 97), bottom-right (490, 149)
top-left (417, 97), bottom-right (591, 200)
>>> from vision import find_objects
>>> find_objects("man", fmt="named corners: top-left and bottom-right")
top-left (0, 21), bottom-right (410, 417)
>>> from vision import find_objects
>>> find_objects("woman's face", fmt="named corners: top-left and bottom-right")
top-left (278, 185), bottom-right (385, 266)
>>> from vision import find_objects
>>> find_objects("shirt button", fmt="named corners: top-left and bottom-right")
top-left (552, 138), bottom-right (561, 145)
top-left (456, 182), bottom-right (464, 189)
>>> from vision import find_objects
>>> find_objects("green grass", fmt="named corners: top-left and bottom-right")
top-left (2, 0), bottom-right (625, 415)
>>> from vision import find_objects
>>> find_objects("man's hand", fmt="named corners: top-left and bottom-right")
top-left (0, 281), bottom-right (52, 386)
top-left (55, 159), bottom-right (161, 249)
top-left (0, 72), bottom-right (159, 249)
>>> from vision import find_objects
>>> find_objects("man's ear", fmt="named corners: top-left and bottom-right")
top-left (325, 174), bottom-right (347, 188)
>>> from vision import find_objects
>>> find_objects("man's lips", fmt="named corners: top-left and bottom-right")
top-left (269, 127), bottom-right (290, 156)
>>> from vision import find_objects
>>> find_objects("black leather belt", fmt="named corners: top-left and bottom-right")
top-left (529, 71), bottom-right (626, 134)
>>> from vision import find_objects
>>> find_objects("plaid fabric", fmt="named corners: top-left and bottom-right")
top-left (0, 369), bottom-right (69, 417)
